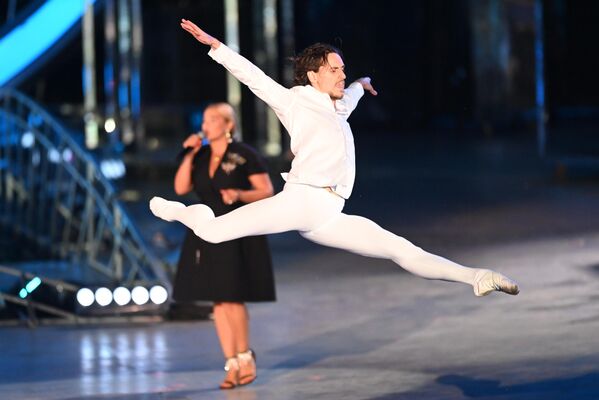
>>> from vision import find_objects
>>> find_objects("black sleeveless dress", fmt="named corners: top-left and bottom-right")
top-left (172, 142), bottom-right (276, 302)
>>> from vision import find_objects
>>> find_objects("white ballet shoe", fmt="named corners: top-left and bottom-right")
top-left (149, 196), bottom-right (185, 222)
top-left (473, 269), bottom-right (520, 297)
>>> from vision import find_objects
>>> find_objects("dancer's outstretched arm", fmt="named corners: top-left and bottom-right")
top-left (180, 18), bottom-right (221, 49)
top-left (180, 18), bottom-right (293, 126)
top-left (356, 77), bottom-right (378, 96)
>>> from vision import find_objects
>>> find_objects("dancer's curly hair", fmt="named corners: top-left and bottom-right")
top-left (291, 43), bottom-right (343, 86)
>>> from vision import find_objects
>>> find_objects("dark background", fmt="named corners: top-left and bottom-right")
top-left (11, 0), bottom-right (599, 156)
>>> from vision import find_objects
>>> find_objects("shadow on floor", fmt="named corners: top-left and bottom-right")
top-left (435, 372), bottom-right (599, 399)
top-left (362, 371), bottom-right (599, 400)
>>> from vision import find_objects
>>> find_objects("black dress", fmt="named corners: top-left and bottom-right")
top-left (172, 142), bottom-right (276, 303)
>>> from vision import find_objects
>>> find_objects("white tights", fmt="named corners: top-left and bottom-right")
top-left (152, 183), bottom-right (477, 286)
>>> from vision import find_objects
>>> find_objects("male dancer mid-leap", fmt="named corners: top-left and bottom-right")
top-left (151, 18), bottom-right (519, 298)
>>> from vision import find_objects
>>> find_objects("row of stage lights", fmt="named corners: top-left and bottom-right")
top-left (76, 285), bottom-right (168, 308)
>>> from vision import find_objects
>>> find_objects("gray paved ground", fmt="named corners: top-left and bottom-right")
top-left (1, 133), bottom-right (598, 399)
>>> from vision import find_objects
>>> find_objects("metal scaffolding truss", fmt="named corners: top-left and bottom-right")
top-left (0, 88), bottom-right (172, 294)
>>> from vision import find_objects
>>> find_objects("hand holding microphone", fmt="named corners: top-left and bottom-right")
top-left (176, 131), bottom-right (205, 161)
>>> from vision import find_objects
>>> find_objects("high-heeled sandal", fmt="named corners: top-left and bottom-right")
top-left (219, 357), bottom-right (239, 390)
top-left (237, 349), bottom-right (257, 386)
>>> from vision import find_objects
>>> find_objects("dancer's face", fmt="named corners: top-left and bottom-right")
top-left (202, 107), bottom-right (233, 142)
top-left (309, 52), bottom-right (346, 100)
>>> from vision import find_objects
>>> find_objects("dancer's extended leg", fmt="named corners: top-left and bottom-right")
top-left (150, 186), bottom-right (518, 296)
top-left (301, 213), bottom-right (519, 296)
top-left (150, 183), bottom-right (344, 243)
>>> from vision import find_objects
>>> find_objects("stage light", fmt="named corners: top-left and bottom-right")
top-left (18, 276), bottom-right (42, 299)
top-left (100, 159), bottom-right (126, 180)
top-left (94, 287), bottom-right (112, 306)
top-left (21, 131), bottom-right (34, 148)
top-left (149, 285), bottom-right (168, 305)
top-left (74, 284), bottom-right (169, 317)
top-left (131, 286), bottom-right (149, 305)
top-left (104, 118), bottom-right (116, 133)
top-left (26, 277), bottom-right (41, 293)
top-left (76, 288), bottom-right (94, 307)
top-left (62, 148), bottom-right (73, 162)
top-left (48, 148), bottom-right (61, 163)
top-left (113, 287), bottom-right (131, 306)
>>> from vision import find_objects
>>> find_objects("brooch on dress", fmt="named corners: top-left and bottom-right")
top-left (220, 152), bottom-right (247, 175)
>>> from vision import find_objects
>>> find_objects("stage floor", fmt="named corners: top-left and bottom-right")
top-left (2, 134), bottom-right (599, 399)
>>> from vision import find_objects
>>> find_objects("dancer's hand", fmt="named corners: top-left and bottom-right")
top-left (180, 18), bottom-right (221, 49)
top-left (355, 77), bottom-right (378, 96)
top-left (220, 189), bottom-right (241, 205)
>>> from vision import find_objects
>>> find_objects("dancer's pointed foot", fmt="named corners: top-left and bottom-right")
top-left (149, 196), bottom-right (185, 222)
top-left (473, 269), bottom-right (520, 297)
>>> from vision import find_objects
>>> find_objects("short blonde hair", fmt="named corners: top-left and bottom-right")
top-left (206, 102), bottom-right (237, 134)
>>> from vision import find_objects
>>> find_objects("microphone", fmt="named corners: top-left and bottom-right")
top-left (176, 131), bottom-right (206, 161)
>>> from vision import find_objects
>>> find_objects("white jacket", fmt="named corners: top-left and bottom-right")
top-left (209, 44), bottom-right (364, 199)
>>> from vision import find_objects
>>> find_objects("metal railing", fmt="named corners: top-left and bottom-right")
top-left (0, 88), bottom-right (172, 293)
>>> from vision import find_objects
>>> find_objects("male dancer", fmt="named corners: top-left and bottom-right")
top-left (151, 18), bottom-right (519, 297)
